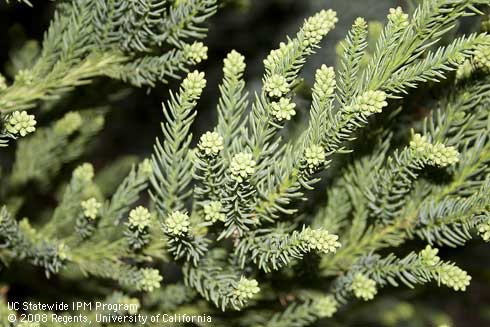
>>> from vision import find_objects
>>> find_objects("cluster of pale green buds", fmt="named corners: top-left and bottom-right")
top-left (270, 98), bottom-right (296, 121)
top-left (347, 90), bottom-right (388, 115)
top-left (15, 69), bottom-right (33, 85)
top-left (165, 211), bottom-right (190, 237)
top-left (223, 50), bottom-right (246, 76)
top-left (301, 9), bottom-right (338, 47)
top-left (263, 42), bottom-right (294, 72)
top-left (409, 133), bottom-right (429, 154)
top-left (301, 228), bottom-right (341, 254)
top-left (263, 9), bottom-right (337, 71)
top-left (233, 276), bottom-right (260, 300)
top-left (419, 245), bottom-right (441, 267)
top-left (81, 197), bottom-right (102, 220)
top-left (478, 223), bottom-right (490, 242)
top-left (203, 201), bottom-right (225, 223)
top-left (430, 143), bottom-right (459, 167)
top-left (420, 246), bottom-right (471, 292)
top-left (184, 41), bottom-right (208, 64)
top-left (54, 112), bottom-right (82, 136)
top-left (182, 71), bottom-right (206, 100)
top-left (313, 65), bottom-right (336, 99)
top-left (473, 45), bottom-right (490, 73)
top-left (350, 273), bottom-right (377, 301)
top-left (313, 295), bottom-right (338, 318)
top-left (387, 7), bottom-right (409, 28)
top-left (139, 158), bottom-right (153, 177)
top-left (5, 110), bottom-right (37, 137)
top-left (229, 152), bottom-right (256, 183)
top-left (137, 268), bottom-right (162, 292)
top-left (409, 133), bottom-right (459, 167)
top-left (304, 144), bottom-right (326, 171)
top-left (353, 17), bottom-right (368, 30)
top-left (264, 74), bottom-right (290, 98)
top-left (128, 206), bottom-right (152, 231)
top-left (437, 264), bottom-right (471, 292)
top-left (198, 131), bottom-right (224, 156)
top-left (73, 163), bottom-right (95, 183)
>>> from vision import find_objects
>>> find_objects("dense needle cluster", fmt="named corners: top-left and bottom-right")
top-left (1, 1), bottom-right (490, 326)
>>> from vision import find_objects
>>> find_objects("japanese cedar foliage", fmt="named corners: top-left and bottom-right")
top-left (1, 0), bottom-right (490, 326)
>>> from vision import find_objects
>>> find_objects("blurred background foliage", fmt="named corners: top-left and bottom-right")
top-left (0, 0), bottom-right (489, 326)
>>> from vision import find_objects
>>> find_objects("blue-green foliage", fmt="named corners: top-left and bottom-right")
top-left (1, 1), bottom-right (490, 326)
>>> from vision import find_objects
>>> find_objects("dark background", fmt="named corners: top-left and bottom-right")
top-left (0, 1), bottom-right (489, 326)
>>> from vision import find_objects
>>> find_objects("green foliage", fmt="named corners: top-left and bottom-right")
top-left (9, 110), bottom-right (104, 188)
top-left (0, 0), bottom-right (216, 143)
top-left (1, 1), bottom-right (490, 326)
